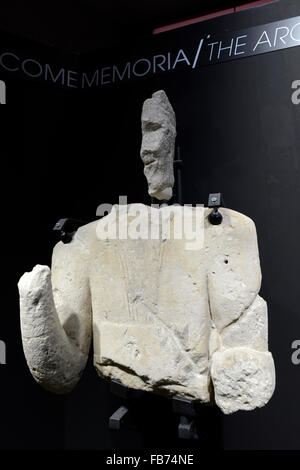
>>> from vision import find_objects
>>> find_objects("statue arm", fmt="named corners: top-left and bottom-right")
top-left (18, 230), bottom-right (92, 394)
top-left (206, 209), bottom-right (276, 413)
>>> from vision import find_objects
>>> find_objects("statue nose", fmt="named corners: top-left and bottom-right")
top-left (141, 149), bottom-right (153, 157)
top-left (141, 140), bottom-right (160, 155)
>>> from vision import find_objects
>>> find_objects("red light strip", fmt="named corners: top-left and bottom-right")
top-left (236, 0), bottom-right (275, 11)
top-left (153, 8), bottom-right (234, 34)
top-left (153, 0), bottom-right (276, 35)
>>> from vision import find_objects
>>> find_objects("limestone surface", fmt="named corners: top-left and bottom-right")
top-left (211, 348), bottom-right (275, 414)
top-left (18, 205), bottom-right (275, 413)
top-left (140, 90), bottom-right (176, 200)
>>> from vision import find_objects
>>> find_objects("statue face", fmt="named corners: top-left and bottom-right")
top-left (140, 90), bottom-right (176, 201)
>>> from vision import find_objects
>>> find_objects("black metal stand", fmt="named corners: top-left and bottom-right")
top-left (109, 380), bottom-right (130, 430)
top-left (53, 218), bottom-right (87, 244)
top-left (109, 380), bottom-right (200, 440)
top-left (207, 193), bottom-right (224, 225)
top-left (174, 146), bottom-right (183, 205)
top-left (108, 379), bottom-right (143, 431)
top-left (109, 380), bottom-right (200, 439)
top-left (109, 405), bottom-right (129, 430)
top-left (172, 397), bottom-right (199, 440)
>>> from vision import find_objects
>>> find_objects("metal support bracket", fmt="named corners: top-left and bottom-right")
top-left (172, 397), bottom-right (199, 440)
top-left (207, 193), bottom-right (224, 225)
top-left (174, 146), bottom-right (183, 205)
top-left (108, 379), bottom-right (142, 431)
top-left (109, 405), bottom-right (129, 430)
top-left (53, 218), bottom-right (87, 244)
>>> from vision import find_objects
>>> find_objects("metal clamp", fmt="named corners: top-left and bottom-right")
top-left (53, 218), bottom-right (87, 244)
top-left (207, 193), bottom-right (224, 225)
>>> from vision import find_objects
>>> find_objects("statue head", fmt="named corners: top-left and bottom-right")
top-left (140, 90), bottom-right (176, 201)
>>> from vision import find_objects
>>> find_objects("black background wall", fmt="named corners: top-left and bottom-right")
top-left (0, 0), bottom-right (299, 451)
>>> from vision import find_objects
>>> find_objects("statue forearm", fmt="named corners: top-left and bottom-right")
top-left (206, 210), bottom-right (276, 413)
top-left (18, 264), bottom-right (89, 394)
top-left (209, 294), bottom-right (276, 414)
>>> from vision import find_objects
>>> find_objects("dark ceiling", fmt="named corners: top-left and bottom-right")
top-left (0, 0), bottom-right (259, 53)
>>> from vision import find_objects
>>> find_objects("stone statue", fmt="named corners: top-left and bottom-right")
top-left (18, 92), bottom-right (275, 415)
top-left (140, 90), bottom-right (176, 201)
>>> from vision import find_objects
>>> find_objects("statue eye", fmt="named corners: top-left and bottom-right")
top-left (143, 121), bottom-right (162, 131)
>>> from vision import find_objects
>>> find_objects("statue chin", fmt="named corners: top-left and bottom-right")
top-left (149, 186), bottom-right (173, 201)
